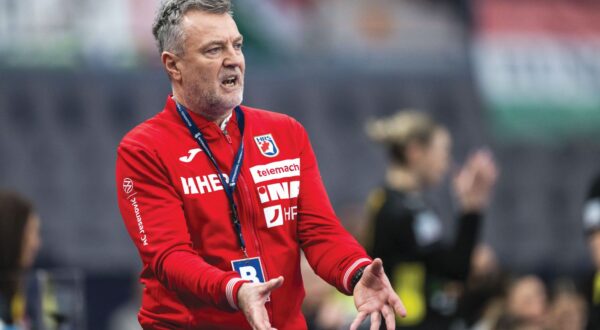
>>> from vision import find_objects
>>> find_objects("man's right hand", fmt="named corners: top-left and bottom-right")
top-left (237, 276), bottom-right (284, 330)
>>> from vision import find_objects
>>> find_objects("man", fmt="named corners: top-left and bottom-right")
top-left (582, 173), bottom-right (600, 329)
top-left (115, 0), bottom-right (406, 329)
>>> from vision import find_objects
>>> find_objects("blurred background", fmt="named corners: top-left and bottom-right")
top-left (1, 0), bottom-right (599, 329)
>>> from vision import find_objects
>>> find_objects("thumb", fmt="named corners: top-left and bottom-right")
top-left (260, 276), bottom-right (284, 294)
top-left (368, 258), bottom-right (384, 277)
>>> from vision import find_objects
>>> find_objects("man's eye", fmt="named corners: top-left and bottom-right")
top-left (234, 43), bottom-right (243, 50)
top-left (206, 47), bottom-right (221, 54)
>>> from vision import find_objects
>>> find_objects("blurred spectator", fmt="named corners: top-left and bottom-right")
top-left (455, 244), bottom-right (506, 329)
top-left (547, 280), bottom-right (586, 330)
top-left (0, 191), bottom-right (41, 328)
top-left (364, 110), bottom-right (497, 329)
top-left (497, 275), bottom-right (548, 330)
top-left (582, 173), bottom-right (600, 329)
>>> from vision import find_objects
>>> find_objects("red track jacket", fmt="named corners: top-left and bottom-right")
top-left (116, 96), bottom-right (372, 329)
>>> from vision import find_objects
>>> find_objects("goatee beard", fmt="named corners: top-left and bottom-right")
top-left (185, 90), bottom-right (243, 122)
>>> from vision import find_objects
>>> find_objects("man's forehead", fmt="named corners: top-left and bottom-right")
top-left (181, 10), bottom-right (240, 41)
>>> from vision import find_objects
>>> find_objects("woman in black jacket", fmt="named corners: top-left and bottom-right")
top-left (365, 111), bottom-right (497, 329)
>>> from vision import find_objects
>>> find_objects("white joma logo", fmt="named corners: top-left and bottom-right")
top-left (179, 148), bottom-right (203, 163)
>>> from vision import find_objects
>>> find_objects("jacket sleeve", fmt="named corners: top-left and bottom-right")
top-left (419, 212), bottom-right (481, 280)
top-left (115, 141), bottom-right (248, 311)
top-left (291, 119), bottom-right (372, 295)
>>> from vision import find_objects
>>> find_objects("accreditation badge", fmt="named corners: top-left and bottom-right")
top-left (231, 257), bottom-right (269, 300)
top-left (231, 257), bottom-right (267, 284)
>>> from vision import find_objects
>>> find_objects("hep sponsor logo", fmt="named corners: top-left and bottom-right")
top-left (256, 180), bottom-right (300, 229)
top-left (257, 181), bottom-right (300, 203)
top-left (263, 205), bottom-right (298, 228)
top-left (254, 134), bottom-right (279, 157)
top-left (250, 158), bottom-right (300, 184)
top-left (180, 174), bottom-right (229, 195)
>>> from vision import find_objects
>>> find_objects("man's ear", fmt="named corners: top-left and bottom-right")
top-left (162, 51), bottom-right (182, 82)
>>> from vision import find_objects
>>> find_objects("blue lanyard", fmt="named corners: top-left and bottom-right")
top-left (175, 102), bottom-right (248, 257)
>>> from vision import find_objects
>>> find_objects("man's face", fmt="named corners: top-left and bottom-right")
top-left (176, 10), bottom-right (245, 118)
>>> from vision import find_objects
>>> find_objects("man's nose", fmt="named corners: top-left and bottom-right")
top-left (223, 45), bottom-right (244, 68)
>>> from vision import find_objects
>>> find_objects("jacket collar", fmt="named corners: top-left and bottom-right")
top-left (164, 95), bottom-right (240, 135)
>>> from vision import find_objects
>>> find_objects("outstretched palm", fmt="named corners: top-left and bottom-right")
top-left (238, 276), bottom-right (284, 330)
top-left (351, 259), bottom-right (407, 330)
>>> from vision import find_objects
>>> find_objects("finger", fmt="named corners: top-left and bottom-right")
top-left (251, 305), bottom-right (271, 330)
top-left (370, 311), bottom-right (381, 330)
top-left (383, 275), bottom-right (407, 317)
top-left (261, 320), bottom-right (272, 330)
top-left (350, 311), bottom-right (367, 330)
top-left (369, 258), bottom-right (384, 277)
top-left (479, 151), bottom-right (497, 174)
top-left (382, 304), bottom-right (395, 329)
top-left (454, 163), bottom-right (473, 187)
top-left (463, 163), bottom-right (477, 185)
top-left (261, 313), bottom-right (272, 330)
top-left (260, 276), bottom-right (284, 294)
top-left (258, 299), bottom-right (274, 330)
top-left (485, 157), bottom-right (499, 180)
top-left (247, 310), bottom-right (262, 330)
top-left (474, 154), bottom-right (497, 186)
top-left (474, 152), bottom-right (490, 172)
top-left (477, 148), bottom-right (493, 161)
top-left (390, 293), bottom-right (407, 318)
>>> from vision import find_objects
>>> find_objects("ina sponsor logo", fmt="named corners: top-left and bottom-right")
top-left (256, 181), bottom-right (300, 203)
top-left (254, 134), bottom-right (279, 158)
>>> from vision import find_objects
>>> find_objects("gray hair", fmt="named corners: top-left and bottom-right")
top-left (152, 0), bottom-right (232, 55)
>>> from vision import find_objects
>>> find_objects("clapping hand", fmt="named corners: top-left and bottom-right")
top-left (454, 149), bottom-right (498, 212)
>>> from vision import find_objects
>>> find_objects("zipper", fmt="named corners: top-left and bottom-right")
top-left (238, 172), bottom-right (273, 320)
top-left (222, 123), bottom-right (273, 318)
top-left (223, 128), bottom-right (232, 144)
top-left (221, 126), bottom-right (263, 259)
top-left (239, 174), bottom-right (264, 259)
top-left (229, 127), bottom-right (273, 318)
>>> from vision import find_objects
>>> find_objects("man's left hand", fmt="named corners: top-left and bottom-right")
top-left (351, 258), bottom-right (407, 330)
